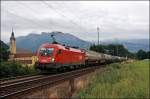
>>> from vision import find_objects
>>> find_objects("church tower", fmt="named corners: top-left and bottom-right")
top-left (10, 28), bottom-right (16, 54)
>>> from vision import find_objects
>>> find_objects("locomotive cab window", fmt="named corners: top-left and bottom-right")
top-left (40, 48), bottom-right (54, 56)
top-left (47, 48), bottom-right (54, 55)
top-left (39, 48), bottom-right (46, 55)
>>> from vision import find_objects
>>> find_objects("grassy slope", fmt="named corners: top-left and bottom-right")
top-left (78, 60), bottom-right (149, 98)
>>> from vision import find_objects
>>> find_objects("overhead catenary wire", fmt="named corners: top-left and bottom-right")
top-left (60, 3), bottom-right (100, 34)
top-left (42, 1), bottom-right (89, 33)
top-left (3, 1), bottom-right (89, 35)
top-left (3, 9), bottom-right (47, 29)
top-left (17, 1), bottom-right (54, 30)
top-left (54, 3), bottom-right (85, 32)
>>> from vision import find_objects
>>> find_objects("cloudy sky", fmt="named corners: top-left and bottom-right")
top-left (1, 1), bottom-right (149, 43)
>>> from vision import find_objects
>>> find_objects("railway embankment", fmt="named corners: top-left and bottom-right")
top-left (23, 71), bottom-right (96, 98)
top-left (77, 60), bottom-right (149, 98)
top-left (0, 64), bottom-right (108, 98)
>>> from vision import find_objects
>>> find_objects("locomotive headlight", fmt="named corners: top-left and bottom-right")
top-left (51, 58), bottom-right (55, 62)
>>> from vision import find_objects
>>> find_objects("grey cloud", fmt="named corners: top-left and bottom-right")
top-left (1, 1), bottom-right (149, 43)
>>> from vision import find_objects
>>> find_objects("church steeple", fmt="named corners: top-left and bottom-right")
top-left (10, 28), bottom-right (15, 40)
top-left (10, 28), bottom-right (16, 54)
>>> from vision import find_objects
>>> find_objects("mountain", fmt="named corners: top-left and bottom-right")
top-left (120, 39), bottom-right (149, 52)
top-left (15, 31), bottom-right (149, 53)
top-left (102, 39), bottom-right (149, 52)
top-left (16, 32), bottom-right (91, 52)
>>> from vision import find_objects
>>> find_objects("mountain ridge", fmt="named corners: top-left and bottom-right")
top-left (16, 32), bottom-right (92, 52)
top-left (7, 32), bottom-right (149, 53)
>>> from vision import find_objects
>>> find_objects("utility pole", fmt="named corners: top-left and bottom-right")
top-left (115, 38), bottom-right (118, 56)
top-left (97, 27), bottom-right (100, 45)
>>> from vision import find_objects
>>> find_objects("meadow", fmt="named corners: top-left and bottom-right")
top-left (78, 60), bottom-right (149, 98)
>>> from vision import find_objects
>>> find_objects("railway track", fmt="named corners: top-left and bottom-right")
top-left (0, 66), bottom-right (103, 98)
top-left (0, 73), bottom-right (41, 82)
top-left (0, 75), bottom-right (44, 87)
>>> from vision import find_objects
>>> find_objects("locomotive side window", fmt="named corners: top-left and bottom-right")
top-left (57, 49), bottom-right (62, 55)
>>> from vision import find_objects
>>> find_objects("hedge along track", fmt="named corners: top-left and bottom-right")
top-left (0, 65), bottom-right (105, 98)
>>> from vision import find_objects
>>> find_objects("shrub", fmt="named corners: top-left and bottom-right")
top-left (0, 61), bottom-right (38, 78)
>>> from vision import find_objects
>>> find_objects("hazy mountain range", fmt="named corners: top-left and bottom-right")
top-left (4, 32), bottom-right (149, 53)
top-left (16, 32), bottom-right (92, 52)
top-left (102, 39), bottom-right (149, 52)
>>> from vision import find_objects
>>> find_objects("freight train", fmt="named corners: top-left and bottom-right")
top-left (35, 43), bottom-right (126, 70)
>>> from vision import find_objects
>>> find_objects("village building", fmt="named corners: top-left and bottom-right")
top-left (9, 29), bottom-right (38, 66)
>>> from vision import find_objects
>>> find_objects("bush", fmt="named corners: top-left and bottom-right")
top-left (0, 61), bottom-right (38, 78)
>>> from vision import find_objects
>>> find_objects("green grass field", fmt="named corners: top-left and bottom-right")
top-left (78, 60), bottom-right (149, 98)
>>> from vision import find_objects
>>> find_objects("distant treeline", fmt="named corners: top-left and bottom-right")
top-left (90, 44), bottom-right (150, 60)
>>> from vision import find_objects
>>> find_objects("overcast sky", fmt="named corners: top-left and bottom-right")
top-left (1, 1), bottom-right (149, 43)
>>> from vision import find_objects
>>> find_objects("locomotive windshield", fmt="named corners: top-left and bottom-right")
top-left (40, 48), bottom-right (54, 56)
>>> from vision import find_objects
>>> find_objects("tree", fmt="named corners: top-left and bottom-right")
top-left (0, 40), bottom-right (10, 62)
top-left (90, 44), bottom-right (106, 53)
top-left (147, 51), bottom-right (150, 59)
top-left (90, 44), bottom-right (135, 58)
top-left (136, 49), bottom-right (147, 60)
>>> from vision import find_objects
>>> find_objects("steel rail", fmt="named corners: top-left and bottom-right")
top-left (0, 73), bottom-right (40, 82)
top-left (0, 75), bottom-right (44, 86)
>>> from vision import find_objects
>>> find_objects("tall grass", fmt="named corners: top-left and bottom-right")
top-left (78, 60), bottom-right (149, 98)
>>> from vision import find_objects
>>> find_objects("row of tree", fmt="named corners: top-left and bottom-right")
top-left (90, 44), bottom-right (149, 60)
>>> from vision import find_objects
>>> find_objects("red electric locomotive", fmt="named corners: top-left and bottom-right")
top-left (35, 43), bottom-right (86, 70)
